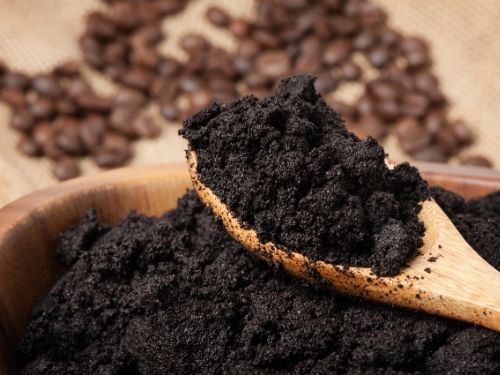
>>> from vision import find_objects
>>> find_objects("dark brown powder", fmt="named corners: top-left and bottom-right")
top-left (180, 75), bottom-right (428, 276)
top-left (19, 188), bottom-right (500, 374)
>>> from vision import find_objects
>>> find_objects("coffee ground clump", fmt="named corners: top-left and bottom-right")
top-left (19, 188), bottom-right (500, 374)
top-left (181, 75), bottom-right (428, 276)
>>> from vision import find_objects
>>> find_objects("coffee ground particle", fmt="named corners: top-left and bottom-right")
top-left (180, 75), bottom-right (429, 276)
top-left (19, 188), bottom-right (500, 374)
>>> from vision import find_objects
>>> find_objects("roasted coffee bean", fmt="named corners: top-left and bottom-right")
top-left (179, 34), bottom-right (209, 54)
top-left (52, 61), bottom-right (80, 77)
top-left (394, 117), bottom-right (432, 153)
top-left (79, 115), bottom-right (107, 150)
top-left (160, 101), bottom-right (181, 121)
top-left (150, 80), bottom-right (178, 99)
top-left (120, 68), bottom-right (153, 91)
top-left (64, 78), bottom-right (92, 98)
top-left (324, 0), bottom-right (342, 11)
top-left (401, 92), bottom-right (430, 117)
top-left (109, 106), bottom-right (139, 137)
top-left (55, 117), bottom-right (85, 155)
top-left (412, 145), bottom-right (447, 162)
top-left (233, 55), bottom-right (254, 75)
top-left (92, 133), bottom-right (132, 168)
top-left (74, 94), bottom-right (112, 112)
top-left (132, 114), bottom-right (161, 139)
top-left (157, 57), bottom-right (181, 77)
top-left (357, 94), bottom-right (374, 116)
top-left (322, 39), bottom-right (350, 67)
top-left (314, 72), bottom-right (337, 94)
top-left (86, 12), bottom-right (116, 39)
top-left (424, 109), bottom-right (445, 134)
top-left (42, 136), bottom-right (65, 160)
top-left (206, 6), bottom-right (230, 27)
top-left (189, 89), bottom-right (213, 112)
top-left (208, 78), bottom-right (237, 95)
top-left (104, 41), bottom-right (127, 65)
top-left (52, 157), bottom-right (80, 181)
top-left (136, 1), bottom-right (161, 24)
top-left (1, 88), bottom-right (26, 107)
top-left (450, 120), bottom-right (473, 145)
top-left (179, 75), bottom-right (203, 93)
top-left (31, 75), bottom-right (62, 98)
top-left (368, 79), bottom-right (399, 100)
top-left (10, 109), bottom-right (34, 132)
top-left (2, 72), bottom-right (30, 90)
top-left (56, 97), bottom-right (78, 115)
top-left (382, 66), bottom-right (414, 91)
top-left (131, 46), bottom-right (159, 68)
top-left (32, 122), bottom-right (53, 147)
top-left (434, 128), bottom-right (459, 156)
top-left (329, 15), bottom-right (357, 36)
top-left (295, 54), bottom-right (321, 73)
top-left (358, 114), bottom-right (387, 139)
top-left (256, 51), bottom-right (291, 79)
top-left (17, 136), bottom-right (41, 157)
top-left (375, 98), bottom-right (400, 120)
top-left (460, 155), bottom-right (493, 168)
top-left (104, 65), bottom-right (127, 81)
top-left (340, 60), bottom-right (361, 81)
top-left (312, 16), bottom-right (332, 39)
top-left (414, 71), bottom-right (445, 103)
top-left (401, 37), bottom-right (430, 69)
top-left (29, 97), bottom-right (54, 119)
top-left (206, 48), bottom-right (237, 78)
top-left (353, 30), bottom-right (376, 51)
top-left (359, 2), bottom-right (386, 27)
top-left (253, 29), bottom-right (281, 48)
top-left (379, 27), bottom-right (400, 46)
top-left (80, 34), bottom-right (104, 68)
top-left (300, 36), bottom-right (321, 56)
top-left (366, 46), bottom-right (391, 68)
top-left (156, 0), bottom-right (185, 15)
top-left (279, 0), bottom-right (308, 10)
top-left (114, 88), bottom-right (145, 108)
top-left (229, 18), bottom-right (251, 37)
top-left (108, 2), bottom-right (140, 30)
top-left (130, 25), bottom-right (164, 48)
top-left (244, 72), bottom-right (271, 88)
top-left (237, 39), bottom-right (261, 59)
top-left (327, 99), bottom-right (356, 119)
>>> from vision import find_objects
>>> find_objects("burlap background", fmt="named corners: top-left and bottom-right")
top-left (0, 0), bottom-right (499, 206)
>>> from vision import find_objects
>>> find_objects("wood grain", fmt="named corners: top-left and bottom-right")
top-left (0, 161), bottom-right (499, 373)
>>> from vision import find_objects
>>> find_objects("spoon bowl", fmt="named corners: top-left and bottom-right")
top-left (187, 150), bottom-right (500, 332)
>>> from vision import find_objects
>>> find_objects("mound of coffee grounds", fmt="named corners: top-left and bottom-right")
top-left (181, 75), bottom-right (428, 276)
top-left (19, 188), bottom-right (500, 374)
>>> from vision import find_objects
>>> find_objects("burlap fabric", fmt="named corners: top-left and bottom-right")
top-left (0, 0), bottom-right (498, 206)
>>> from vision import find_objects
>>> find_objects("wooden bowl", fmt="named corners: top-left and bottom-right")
top-left (0, 162), bottom-right (499, 373)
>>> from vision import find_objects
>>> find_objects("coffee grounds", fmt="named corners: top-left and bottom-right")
top-left (19, 188), bottom-right (500, 374)
top-left (180, 75), bottom-right (429, 276)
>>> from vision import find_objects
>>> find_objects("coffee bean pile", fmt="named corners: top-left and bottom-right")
top-left (0, 61), bottom-right (161, 180)
top-left (80, 0), bottom-right (240, 122)
top-left (207, 0), bottom-right (479, 164)
top-left (0, 0), bottom-right (493, 180)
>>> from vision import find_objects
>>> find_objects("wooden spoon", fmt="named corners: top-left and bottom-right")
top-left (187, 151), bottom-right (500, 332)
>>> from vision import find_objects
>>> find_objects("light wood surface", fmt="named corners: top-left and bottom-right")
top-left (188, 151), bottom-right (500, 332)
top-left (0, 161), bottom-right (499, 373)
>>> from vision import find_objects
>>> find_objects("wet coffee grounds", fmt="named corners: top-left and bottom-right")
top-left (19, 188), bottom-right (500, 374)
top-left (181, 75), bottom-right (429, 276)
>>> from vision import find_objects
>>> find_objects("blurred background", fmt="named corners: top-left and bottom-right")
top-left (0, 0), bottom-right (499, 205)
